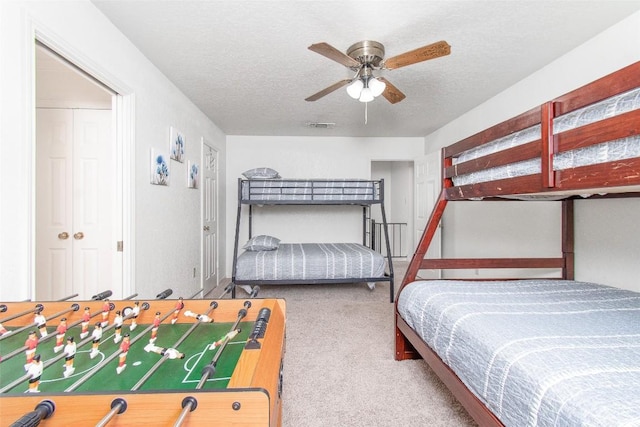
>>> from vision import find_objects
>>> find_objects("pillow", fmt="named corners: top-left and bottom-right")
top-left (242, 235), bottom-right (280, 251)
top-left (242, 167), bottom-right (280, 179)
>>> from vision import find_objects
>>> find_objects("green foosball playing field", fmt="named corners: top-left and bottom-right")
top-left (0, 298), bottom-right (286, 426)
top-left (1, 321), bottom-right (253, 394)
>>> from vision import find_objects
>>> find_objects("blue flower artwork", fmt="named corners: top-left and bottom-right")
top-left (188, 161), bottom-right (199, 188)
top-left (170, 127), bottom-right (185, 163)
top-left (151, 149), bottom-right (170, 185)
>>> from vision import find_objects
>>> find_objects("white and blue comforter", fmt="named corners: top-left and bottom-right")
top-left (235, 243), bottom-right (386, 282)
top-left (397, 279), bottom-right (640, 427)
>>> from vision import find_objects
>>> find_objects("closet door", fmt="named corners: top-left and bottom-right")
top-left (36, 108), bottom-right (114, 300)
top-left (72, 109), bottom-right (114, 298)
top-left (36, 109), bottom-right (74, 300)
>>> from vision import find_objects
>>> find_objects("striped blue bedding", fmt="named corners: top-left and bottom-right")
top-left (397, 279), bottom-right (640, 427)
top-left (235, 243), bottom-right (386, 282)
top-left (240, 179), bottom-right (379, 202)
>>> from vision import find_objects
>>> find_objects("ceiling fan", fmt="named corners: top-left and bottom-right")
top-left (305, 40), bottom-right (451, 104)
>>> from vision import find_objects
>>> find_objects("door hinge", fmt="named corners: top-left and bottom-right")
top-left (117, 241), bottom-right (123, 252)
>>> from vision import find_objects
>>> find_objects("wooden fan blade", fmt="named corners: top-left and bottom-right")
top-left (305, 79), bottom-right (352, 102)
top-left (308, 42), bottom-right (361, 68)
top-left (383, 40), bottom-right (451, 70)
top-left (378, 78), bottom-right (406, 104)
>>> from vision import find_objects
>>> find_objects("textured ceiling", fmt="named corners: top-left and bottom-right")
top-left (91, 0), bottom-right (640, 138)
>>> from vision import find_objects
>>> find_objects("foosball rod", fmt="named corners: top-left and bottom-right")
top-left (94, 398), bottom-right (127, 427)
top-left (1, 304), bottom-right (79, 343)
top-left (196, 302), bottom-right (251, 389)
top-left (56, 293), bottom-right (79, 301)
top-left (65, 305), bottom-right (174, 392)
top-left (124, 293), bottom-right (138, 300)
top-left (217, 283), bottom-right (235, 299)
top-left (173, 396), bottom-right (198, 427)
top-left (173, 302), bottom-right (252, 426)
top-left (131, 301), bottom-right (219, 391)
top-left (0, 304), bottom-right (43, 326)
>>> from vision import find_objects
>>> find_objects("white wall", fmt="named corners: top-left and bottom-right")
top-left (225, 136), bottom-right (423, 273)
top-left (0, 0), bottom-right (226, 300)
top-left (424, 12), bottom-right (640, 290)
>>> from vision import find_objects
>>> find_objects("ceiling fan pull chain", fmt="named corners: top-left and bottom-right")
top-left (365, 102), bottom-right (368, 124)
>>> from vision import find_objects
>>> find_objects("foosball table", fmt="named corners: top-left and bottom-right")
top-left (0, 296), bottom-right (286, 426)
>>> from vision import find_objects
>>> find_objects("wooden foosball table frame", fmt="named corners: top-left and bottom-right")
top-left (0, 298), bottom-right (286, 427)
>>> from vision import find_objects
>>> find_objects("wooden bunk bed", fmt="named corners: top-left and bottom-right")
top-left (395, 61), bottom-right (640, 426)
top-left (231, 178), bottom-right (395, 302)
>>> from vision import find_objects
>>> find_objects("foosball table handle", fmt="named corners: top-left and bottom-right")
top-left (9, 399), bottom-right (55, 427)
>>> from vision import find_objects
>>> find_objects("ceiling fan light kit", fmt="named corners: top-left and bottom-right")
top-left (306, 39), bottom-right (451, 105)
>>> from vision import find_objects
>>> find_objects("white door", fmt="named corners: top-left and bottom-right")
top-left (202, 141), bottom-right (219, 292)
top-left (36, 108), bottom-right (116, 300)
top-left (414, 151), bottom-right (442, 279)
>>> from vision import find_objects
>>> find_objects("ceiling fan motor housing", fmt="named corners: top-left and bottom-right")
top-left (347, 41), bottom-right (385, 68)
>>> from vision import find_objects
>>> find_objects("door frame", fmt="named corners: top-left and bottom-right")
top-left (30, 29), bottom-right (135, 298)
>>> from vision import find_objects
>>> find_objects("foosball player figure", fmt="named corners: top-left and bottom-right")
top-left (113, 310), bottom-right (124, 343)
top-left (209, 329), bottom-right (240, 350)
top-left (149, 311), bottom-right (161, 344)
top-left (34, 307), bottom-right (47, 338)
top-left (130, 301), bottom-right (140, 331)
top-left (24, 330), bottom-right (39, 370)
top-left (116, 333), bottom-right (130, 375)
top-left (25, 354), bottom-right (43, 393)
top-left (63, 336), bottom-right (77, 378)
top-left (183, 309), bottom-right (213, 323)
top-left (144, 343), bottom-right (185, 359)
top-left (53, 317), bottom-right (67, 353)
top-left (0, 322), bottom-right (10, 336)
top-left (101, 299), bottom-right (110, 327)
top-left (80, 306), bottom-right (91, 339)
top-left (89, 322), bottom-right (103, 359)
top-left (171, 297), bottom-right (184, 324)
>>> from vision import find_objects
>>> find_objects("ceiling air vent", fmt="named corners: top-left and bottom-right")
top-left (305, 122), bottom-right (336, 129)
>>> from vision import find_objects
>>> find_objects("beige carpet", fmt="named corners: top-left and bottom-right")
top-left (225, 262), bottom-right (477, 427)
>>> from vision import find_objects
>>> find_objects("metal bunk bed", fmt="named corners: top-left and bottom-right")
top-left (231, 178), bottom-right (395, 302)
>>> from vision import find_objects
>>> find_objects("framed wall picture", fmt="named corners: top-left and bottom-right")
top-left (170, 126), bottom-right (185, 163)
top-left (188, 161), bottom-right (199, 189)
top-left (150, 148), bottom-right (170, 185)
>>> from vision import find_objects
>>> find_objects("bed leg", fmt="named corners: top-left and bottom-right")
top-left (395, 325), bottom-right (419, 361)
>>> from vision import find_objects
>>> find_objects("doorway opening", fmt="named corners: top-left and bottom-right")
top-left (34, 41), bottom-right (125, 300)
top-left (370, 161), bottom-right (414, 260)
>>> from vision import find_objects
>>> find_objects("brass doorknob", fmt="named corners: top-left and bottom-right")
top-left (58, 232), bottom-right (69, 240)
top-left (73, 232), bottom-right (84, 240)
top-left (203, 226), bottom-right (210, 231)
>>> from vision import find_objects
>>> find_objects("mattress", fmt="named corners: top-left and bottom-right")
top-left (397, 279), bottom-right (640, 427)
top-left (240, 179), bottom-right (379, 202)
top-left (453, 87), bottom-right (640, 186)
top-left (235, 243), bottom-right (386, 282)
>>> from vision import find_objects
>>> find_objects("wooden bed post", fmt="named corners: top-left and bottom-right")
top-left (395, 189), bottom-right (448, 360)
top-left (541, 101), bottom-right (556, 188)
top-left (562, 199), bottom-right (575, 280)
